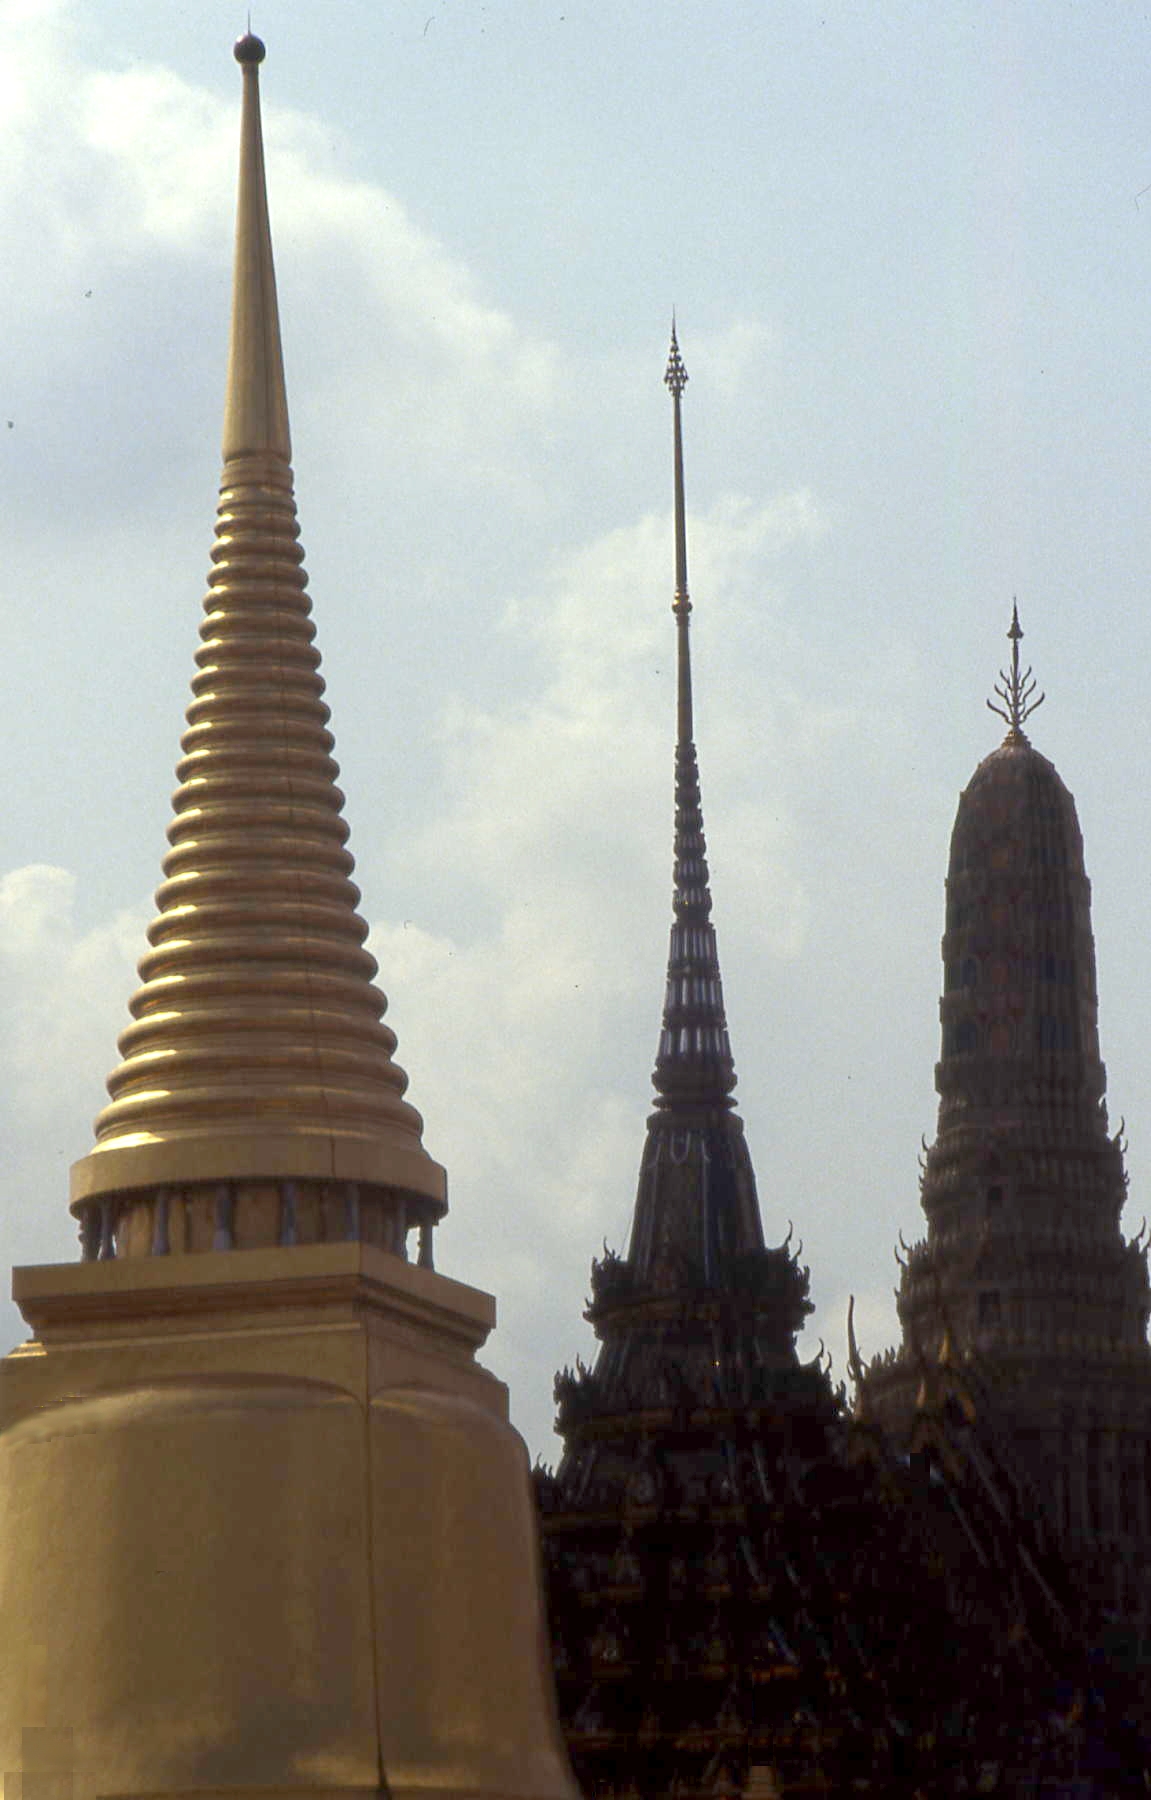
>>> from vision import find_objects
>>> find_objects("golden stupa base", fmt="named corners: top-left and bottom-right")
top-left (0, 1243), bottom-right (578, 1800)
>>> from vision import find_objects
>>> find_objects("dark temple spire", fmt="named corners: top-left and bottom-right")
top-left (867, 610), bottom-right (1151, 1632)
top-left (653, 323), bottom-right (737, 1109)
top-left (546, 329), bottom-right (812, 1524)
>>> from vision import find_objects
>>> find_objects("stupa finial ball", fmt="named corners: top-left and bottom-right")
top-left (234, 32), bottom-right (266, 64)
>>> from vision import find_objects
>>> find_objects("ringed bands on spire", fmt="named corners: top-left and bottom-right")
top-left (69, 36), bottom-right (445, 1267)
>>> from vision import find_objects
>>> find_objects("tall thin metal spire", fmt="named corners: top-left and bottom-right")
top-left (653, 326), bottom-right (737, 1109)
top-left (665, 320), bottom-right (692, 747)
top-left (70, 36), bottom-right (445, 1243)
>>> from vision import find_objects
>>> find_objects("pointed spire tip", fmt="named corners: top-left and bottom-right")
top-left (223, 17), bottom-right (290, 463)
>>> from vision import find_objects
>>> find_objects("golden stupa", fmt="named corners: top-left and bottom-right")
top-left (0, 37), bottom-right (577, 1800)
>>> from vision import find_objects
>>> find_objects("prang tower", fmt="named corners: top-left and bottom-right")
top-left (0, 39), bottom-right (576, 1800)
top-left (867, 611), bottom-right (1151, 1624)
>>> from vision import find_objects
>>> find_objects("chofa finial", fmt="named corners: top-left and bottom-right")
top-left (987, 600), bottom-right (1045, 741)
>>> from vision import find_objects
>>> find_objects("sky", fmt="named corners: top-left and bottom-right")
top-left (2, 0), bottom-right (1151, 1458)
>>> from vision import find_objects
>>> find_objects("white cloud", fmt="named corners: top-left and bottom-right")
top-left (687, 318), bottom-right (779, 404)
top-left (0, 864), bottom-right (145, 1350)
top-left (419, 489), bottom-right (828, 918)
top-left (80, 65), bottom-right (234, 249)
top-left (0, 865), bottom-right (142, 1123)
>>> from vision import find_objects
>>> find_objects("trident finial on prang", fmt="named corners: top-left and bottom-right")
top-left (987, 600), bottom-right (1045, 741)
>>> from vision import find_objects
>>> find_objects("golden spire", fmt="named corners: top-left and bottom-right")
top-left (987, 600), bottom-right (1044, 742)
top-left (70, 35), bottom-right (446, 1252)
top-left (223, 32), bottom-right (291, 463)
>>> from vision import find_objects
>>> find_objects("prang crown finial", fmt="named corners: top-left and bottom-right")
top-left (664, 320), bottom-right (688, 399)
top-left (987, 600), bottom-right (1045, 741)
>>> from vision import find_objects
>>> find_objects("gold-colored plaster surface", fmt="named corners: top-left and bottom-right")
top-left (0, 1249), bottom-right (578, 1800)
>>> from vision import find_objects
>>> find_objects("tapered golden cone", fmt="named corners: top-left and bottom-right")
top-left (70, 34), bottom-right (445, 1223)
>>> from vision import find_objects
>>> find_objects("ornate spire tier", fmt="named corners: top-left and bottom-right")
top-left (69, 34), bottom-right (446, 1261)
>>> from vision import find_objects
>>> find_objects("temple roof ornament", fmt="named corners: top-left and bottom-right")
top-left (70, 35), bottom-right (446, 1219)
top-left (986, 601), bottom-right (1045, 742)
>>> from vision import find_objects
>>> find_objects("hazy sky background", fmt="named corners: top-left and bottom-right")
top-left (2, 0), bottom-right (1151, 1457)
